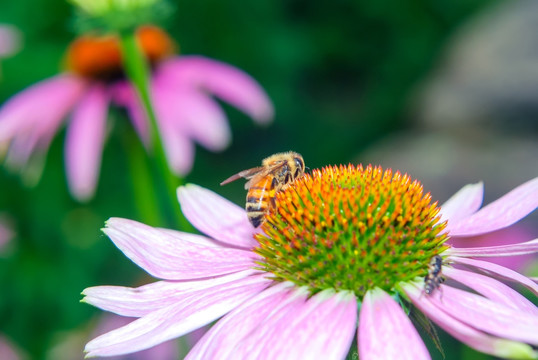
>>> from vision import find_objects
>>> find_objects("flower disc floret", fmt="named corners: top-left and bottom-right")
top-left (255, 164), bottom-right (449, 297)
top-left (66, 25), bottom-right (175, 80)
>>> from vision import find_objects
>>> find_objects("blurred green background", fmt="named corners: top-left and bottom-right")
top-left (1, 0), bottom-right (536, 359)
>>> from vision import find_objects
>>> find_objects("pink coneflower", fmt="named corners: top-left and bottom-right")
top-left (83, 165), bottom-right (538, 359)
top-left (0, 25), bottom-right (273, 201)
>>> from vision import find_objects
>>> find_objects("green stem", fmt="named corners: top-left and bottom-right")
top-left (123, 126), bottom-right (162, 227)
top-left (119, 31), bottom-right (190, 230)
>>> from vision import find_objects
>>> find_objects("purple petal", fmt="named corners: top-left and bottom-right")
top-left (447, 177), bottom-right (538, 236)
top-left (0, 75), bottom-right (86, 142)
top-left (446, 226), bottom-right (536, 271)
top-left (82, 270), bottom-right (257, 317)
top-left (404, 283), bottom-right (537, 359)
top-left (420, 284), bottom-right (538, 345)
top-left (93, 315), bottom-right (180, 360)
top-left (450, 256), bottom-right (538, 295)
top-left (440, 182), bottom-right (483, 224)
top-left (186, 282), bottom-right (297, 359)
top-left (110, 81), bottom-right (150, 146)
top-left (443, 267), bottom-right (538, 315)
top-left (0, 25), bottom-right (21, 58)
top-left (0, 334), bottom-right (24, 360)
top-left (446, 238), bottom-right (538, 257)
top-left (0, 217), bottom-right (14, 252)
top-left (153, 75), bottom-right (231, 151)
top-left (229, 287), bottom-right (357, 360)
top-left (104, 217), bottom-right (257, 280)
top-left (155, 227), bottom-right (224, 248)
top-left (151, 84), bottom-right (196, 175)
top-left (359, 288), bottom-right (430, 360)
top-left (160, 126), bottom-right (195, 176)
top-left (3, 131), bottom-right (39, 166)
top-left (64, 83), bottom-right (109, 201)
top-left (159, 56), bottom-right (274, 123)
top-left (177, 184), bottom-right (258, 249)
top-left (85, 274), bottom-right (270, 357)
top-left (249, 291), bottom-right (356, 359)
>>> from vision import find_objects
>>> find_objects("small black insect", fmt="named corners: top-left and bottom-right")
top-left (424, 255), bottom-right (444, 296)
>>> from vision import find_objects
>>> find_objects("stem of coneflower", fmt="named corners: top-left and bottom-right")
top-left (122, 124), bottom-right (162, 227)
top-left (118, 31), bottom-right (190, 230)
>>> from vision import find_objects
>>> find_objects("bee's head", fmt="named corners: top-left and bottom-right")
top-left (293, 155), bottom-right (305, 177)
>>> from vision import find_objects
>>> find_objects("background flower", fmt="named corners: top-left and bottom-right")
top-left (0, 214), bottom-right (14, 254)
top-left (0, 25), bottom-right (21, 59)
top-left (0, 25), bottom-right (273, 201)
top-left (0, 24), bottom-right (21, 80)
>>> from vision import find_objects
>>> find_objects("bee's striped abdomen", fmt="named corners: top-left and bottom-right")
top-left (246, 176), bottom-right (276, 227)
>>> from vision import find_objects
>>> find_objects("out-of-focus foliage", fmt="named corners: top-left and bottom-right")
top-left (0, 0), bottom-right (518, 359)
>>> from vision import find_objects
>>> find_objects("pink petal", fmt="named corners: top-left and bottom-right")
top-left (177, 184), bottom-right (258, 249)
top-left (159, 124), bottom-right (195, 176)
top-left (156, 227), bottom-right (223, 248)
top-left (85, 274), bottom-right (270, 357)
top-left (110, 81), bottom-right (150, 146)
top-left (404, 283), bottom-right (537, 359)
top-left (450, 256), bottom-right (538, 295)
top-left (440, 182), bottom-right (483, 224)
top-left (4, 129), bottom-right (41, 169)
top-left (151, 84), bottom-right (196, 175)
top-left (0, 217), bottom-right (14, 252)
top-left (446, 226), bottom-right (537, 270)
top-left (94, 315), bottom-right (180, 360)
top-left (82, 270), bottom-right (257, 317)
top-left (159, 56), bottom-right (274, 123)
top-left (443, 267), bottom-right (538, 315)
top-left (446, 238), bottom-right (538, 257)
top-left (186, 282), bottom-right (297, 360)
top-left (0, 335), bottom-right (24, 360)
top-left (104, 217), bottom-right (257, 280)
top-left (359, 288), bottom-right (430, 360)
top-left (0, 25), bottom-right (21, 58)
top-left (447, 177), bottom-right (538, 236)
top-left (421, 284), bottom-right (538, 345)
top-left (230, 288), bottom-right (357, 360)
top-left (64, 83), bottom-right (109, 201)
top-left (153, 75), bottom-right (231, 151)
top-left (0, 75), bottom-right (86, 142)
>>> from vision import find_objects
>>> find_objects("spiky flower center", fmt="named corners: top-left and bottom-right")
top-left (66, 25), bottom-right (175, 80)
top-left (255, 164), bottom-right (448, 298)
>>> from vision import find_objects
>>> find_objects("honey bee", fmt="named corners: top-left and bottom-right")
top-left (220, 151), bottom-right (306, 228)
top-left (424, 255), bottom-right (445, 296)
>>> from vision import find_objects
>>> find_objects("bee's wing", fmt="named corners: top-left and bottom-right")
top-left (220, 166), bottom-right (265, 186)
top-left (243, 162), bottom-right (287, 189)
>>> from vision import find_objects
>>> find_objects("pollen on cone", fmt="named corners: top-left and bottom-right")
top-left (254, 164), bottom-right (448, 297)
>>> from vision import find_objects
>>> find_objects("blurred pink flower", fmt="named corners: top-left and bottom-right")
top-left (0, 335), bottom-right (25, 360)
top-left (113, 55), bottom-right (273, 176)
top-left (83, 168), bottom-right (538, 359)
top-left (0, 26), bottom-right (273, 201)
top-left (0, 25), bottom-right (21, 59)
top-left (0, 215), bottom-right (14, 253)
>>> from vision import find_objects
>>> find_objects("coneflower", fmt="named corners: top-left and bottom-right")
top-left (83, 165), bottom-right (538, 359)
